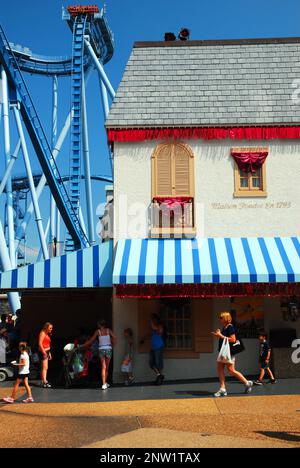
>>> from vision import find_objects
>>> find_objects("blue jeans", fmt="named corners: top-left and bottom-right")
top-left (149, 348), bottom-right (164, 371)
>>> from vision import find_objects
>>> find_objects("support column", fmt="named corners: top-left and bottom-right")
top-left (0, 140), bottom-right (21, 197)
top-left (82, 72), bottom-right (95, 244)
top-left (14, 68), bottom-right (93, 249)
top-left (1, 68), bottom-right (16, 267)
top-left (0, 220), bottom-right (21, 312)
top-left (99, 80), bottom-right (113, 174)
top-left (84, 39), bottom-right (115, 99)
top-left (50, 75), bottom-right (58, 255)
top-left (13, 107), bottom-right (49, 260)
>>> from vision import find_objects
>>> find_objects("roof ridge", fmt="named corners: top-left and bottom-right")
top-left (134, 37), bottom-right (300, 48)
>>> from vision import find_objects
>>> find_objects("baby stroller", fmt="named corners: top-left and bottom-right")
top-left (0, 348), bottom-right (39, 382)
top-left (0, 363), bottom-right (14, 382)
top-left (62, 343), bottom-right (90, 388)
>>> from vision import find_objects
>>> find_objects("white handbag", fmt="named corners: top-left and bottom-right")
top-left (217, 337), bottom-right (234, 364)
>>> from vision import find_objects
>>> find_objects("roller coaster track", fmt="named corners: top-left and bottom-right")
top-left (0, 25), bottom-right (89, 250)
top-left (65, 15), bottom-right (88, 251)
top-left (9, 10), bottom-right (113, 76)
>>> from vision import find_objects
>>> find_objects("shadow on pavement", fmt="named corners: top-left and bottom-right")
top-left (174, 390), bottom-right (213, 397)
top-left (257, 431), bottom-right (300, 443)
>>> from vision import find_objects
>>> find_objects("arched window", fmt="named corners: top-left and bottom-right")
top-left (152, 142), bottom-right (194, 198)
top-left (151, 142), bottom-right (195, 237)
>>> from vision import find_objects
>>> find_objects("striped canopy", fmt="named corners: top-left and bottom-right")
top-left (113, 237), bottom-right (300, 285)
top-left (0, 242), bottom-right (113, 291)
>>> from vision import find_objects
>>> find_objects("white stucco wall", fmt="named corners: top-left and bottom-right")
top-left (112, 139), bottom-right (300, 383)
top-left (113, 139), bottom-right (300, 239)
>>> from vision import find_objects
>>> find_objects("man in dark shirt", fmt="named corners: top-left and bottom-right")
top-left (254, 331), bottom-right (276, 385)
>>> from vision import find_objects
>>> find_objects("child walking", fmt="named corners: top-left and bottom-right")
top-left (254, 331), bottom-right (276, 386)
top-left (121, 328), bottom-right (134, 385)
top-left (2, 342), bottom-right (34, 404)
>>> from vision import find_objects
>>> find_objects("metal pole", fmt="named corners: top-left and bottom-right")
top-left (1, 68), bottom-right (16, 267)
top-left (50, 76), bottom-right (58, 254)
top-left (14, 68), bottom-right (93, 248)
top-left (37, 218), bottom-right (50, 262)
top-left (0, 220), bottom-right (21, 311)
top-left (99, 80), bottom-right (113, 174)
top-left (0, 140), bottom-right (21, 197)
top-left (56, 207), bottom-right (61, 255)
top-left (84, 39), bottom-right (115, 99)
top-left (79, 207), bottom-right (88, 238)
top-left (13, 107), bottom-right (49, 260)
top-left (81, 72), bottom-right (95, 244)
top-left (14, 109), bottom-right (71, 247)
top-left (100, 80), bottom-right (109, 120)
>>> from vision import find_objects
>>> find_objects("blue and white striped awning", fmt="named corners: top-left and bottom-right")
top-left (113, 237), bottom-right (300, 285)
top-left (0, 241), bottom-right (113, 291)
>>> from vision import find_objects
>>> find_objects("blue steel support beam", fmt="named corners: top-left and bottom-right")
top-left (82, 70), bottom-right (95, 245)
top-left (0, 25), bottom-right (89, 250)
top-left (1, 68), bottom-right (16, 267)
top-left (50, 75), bottom-right (58, 250)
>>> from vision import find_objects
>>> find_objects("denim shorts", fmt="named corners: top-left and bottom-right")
top-left (149, 348), bottom-right (164, 370)
top-left (99, 348), bottom-right (112, 360)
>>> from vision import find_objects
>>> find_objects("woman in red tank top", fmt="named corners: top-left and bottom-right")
top-left (38, 322), bottom-right (53, 388)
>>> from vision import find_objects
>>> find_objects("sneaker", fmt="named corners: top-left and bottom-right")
top-left (106, 383), bottom-right (110, 388)
top-left (245, 381), bottom-right (253, 394)
top-left (42, 382), bottom-right (52, 388)
top-left (154, 375), bottom-right (160, 385)
top-left (269, 379), bottom-right (277, 384)
top-left (128, 376), bottom-right (135, 385)
top-left (101, 383), bottom-right (108, 390)
top-left (214, 388), bottom-right (227, 397)
top-left (253, 380), bottom-right (263, 386)
top-left (2, 397), bottom-right (14, 404)
top-left (22, 397), bottom-right (34, 403)
top-left (155, 374), bottom-right (164, 385)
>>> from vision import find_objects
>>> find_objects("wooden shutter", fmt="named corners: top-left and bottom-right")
top-left (174, 144), bottom-right (191, 196)
top-left (192, 299), bottom-right (214, 353)
top-left (155, 145), bottom-right (172, 196)
top-left (138, 299), bottom-right (160, 353)
top-left (152, 142), bottom-right (194, 198)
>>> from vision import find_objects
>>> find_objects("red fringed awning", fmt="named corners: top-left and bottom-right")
top-left (107, 126), bottom-right (300, 143)
top-left (116, 283), bottom-right (300, 299)
top-left (231, 151), bottom-right (268, 173)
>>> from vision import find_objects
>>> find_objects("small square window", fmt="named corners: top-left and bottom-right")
top-left (233, 148), bottom-right (268, 198)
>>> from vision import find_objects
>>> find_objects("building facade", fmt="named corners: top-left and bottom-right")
top-left (106, 38), bottom-right (300, 382)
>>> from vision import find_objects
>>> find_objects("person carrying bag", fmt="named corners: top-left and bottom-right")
top-left (212, 312), bottom-right (253, 397)
top-left (217, 337), bottom-right (234, 364)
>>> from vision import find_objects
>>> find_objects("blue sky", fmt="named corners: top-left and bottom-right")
top-left (1, 0), bottom-right (299, 261)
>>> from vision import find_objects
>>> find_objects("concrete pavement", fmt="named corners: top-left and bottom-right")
top-left (0, 379), bottom-right (299, 448)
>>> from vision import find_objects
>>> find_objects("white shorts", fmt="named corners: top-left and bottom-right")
top-left (121, 356), bottom-right (133, 373)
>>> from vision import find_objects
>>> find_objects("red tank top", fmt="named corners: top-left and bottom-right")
top-left (42, 334), bottom-right (51, 350)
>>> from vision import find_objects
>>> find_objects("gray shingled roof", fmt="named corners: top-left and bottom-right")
top-left (105, 39), bottom-right (300, 128)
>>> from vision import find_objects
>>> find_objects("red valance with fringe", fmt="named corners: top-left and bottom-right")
top-left (116, 283), bottom-right (300, 299)
top-left (107, 126), bottom-right (300, 143)
top-left (231, 151), bottom-right (268, 173)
